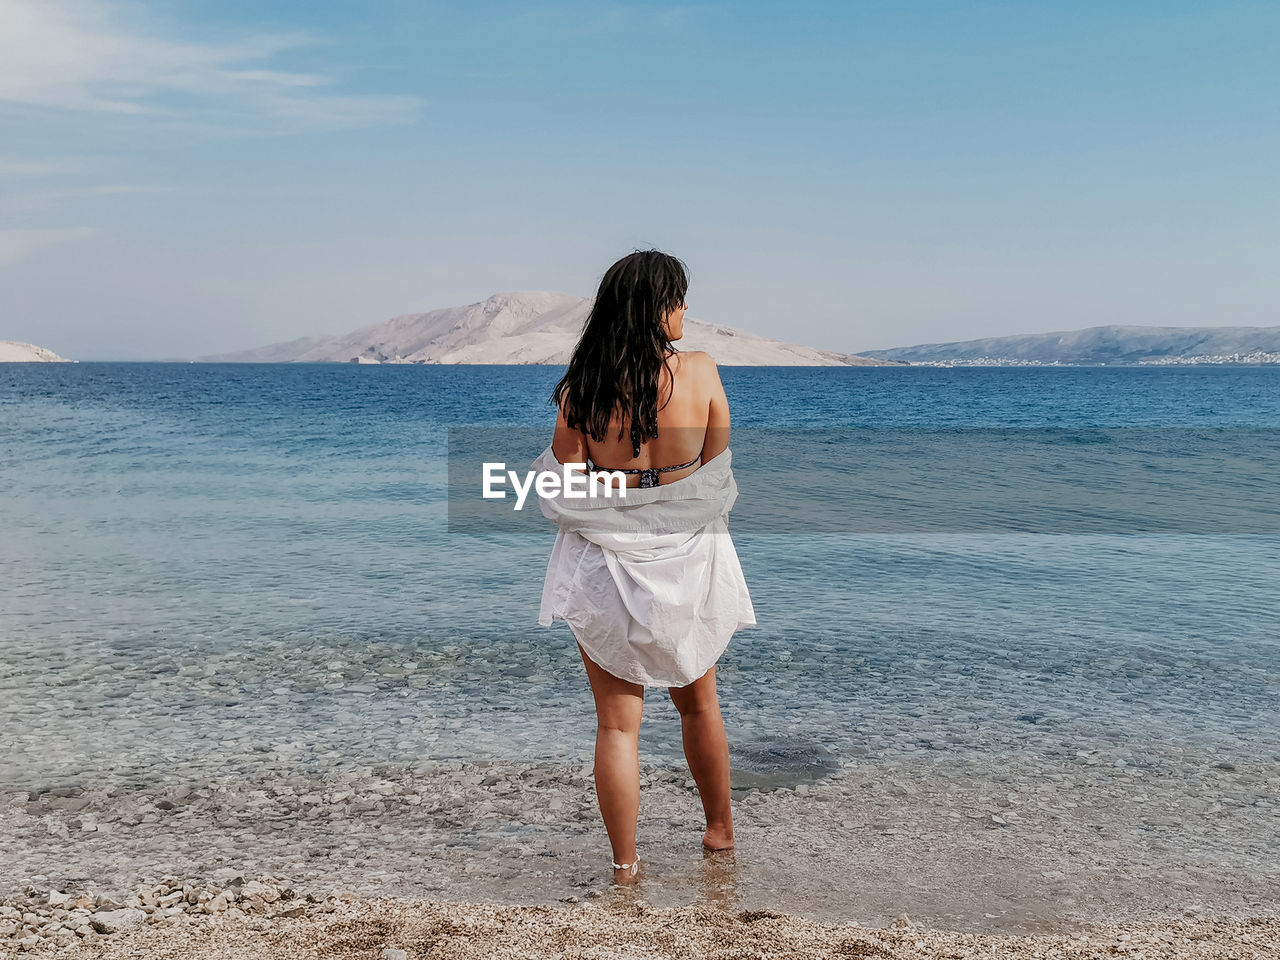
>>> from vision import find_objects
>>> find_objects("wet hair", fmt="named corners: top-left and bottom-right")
top-left (551, 249), bottom-right (689, 457)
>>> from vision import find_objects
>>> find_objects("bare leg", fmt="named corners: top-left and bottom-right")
top-left (577, 642), bottom-right (645, 883)
top-left (669, 666), bottom-right (734, 850)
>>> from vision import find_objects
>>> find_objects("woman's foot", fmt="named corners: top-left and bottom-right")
top-left (702, 826), bottom-right (734, 851)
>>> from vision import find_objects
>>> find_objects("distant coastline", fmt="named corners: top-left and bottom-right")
top-left (194, 291), bottom-right (903, 367)
top-left (860, 324), bottom-right (1280, 366)
top-left (19, 317), bottom-right (1280, 367)
top-left (196, 305), bottom-right (1280, 368)
top-left (902, 353), bottom-right (1280, 367)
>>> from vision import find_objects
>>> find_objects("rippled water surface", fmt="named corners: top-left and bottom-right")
top-left (1, 363), bottom-right (1277, 931)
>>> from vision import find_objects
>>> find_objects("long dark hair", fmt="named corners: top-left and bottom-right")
top-left (551, 249), bottom-right (689, 457)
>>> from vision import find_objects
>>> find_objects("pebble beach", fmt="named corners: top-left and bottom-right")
top-left (2, 875), bottom-right (1277, 959)
top-left (4, 750), bottom-right (1277, 956)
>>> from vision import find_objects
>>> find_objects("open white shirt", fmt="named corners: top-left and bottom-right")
top-left (532, 443), bottom-right (756, 687)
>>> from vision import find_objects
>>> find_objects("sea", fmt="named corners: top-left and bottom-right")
top-left (1, 362), bottom-right (1277, 934)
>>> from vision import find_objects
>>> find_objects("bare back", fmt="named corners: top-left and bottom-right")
top-left (552, 349), bottom-right (731, 488)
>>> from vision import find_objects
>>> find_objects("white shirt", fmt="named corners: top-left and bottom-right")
top-left (532, 443), bottom-right (756, 687)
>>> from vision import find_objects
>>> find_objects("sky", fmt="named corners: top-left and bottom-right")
top-left (1, 0), bottom-right (1277, 360)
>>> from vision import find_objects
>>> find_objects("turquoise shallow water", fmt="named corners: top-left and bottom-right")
top-left (0, 363), bottom-right (1277, 930)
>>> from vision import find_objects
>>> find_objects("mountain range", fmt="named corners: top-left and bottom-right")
top-left (195, 291), bottom-right (899, 366)
top-left (12, 308), bottom-right (1280, 365)
top-left (858, 324), bottom-right (1280, 364)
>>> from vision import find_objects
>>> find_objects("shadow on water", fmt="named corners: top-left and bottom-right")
top-left (730, 736), bottom-right (841, 794)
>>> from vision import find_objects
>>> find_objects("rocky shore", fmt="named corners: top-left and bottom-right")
top-left (3, 752), bottom-right (1277, 946)
top-left (1, 872), bottom-right (307, 951)
top-left (1, 872), bottom-right (1276, 959)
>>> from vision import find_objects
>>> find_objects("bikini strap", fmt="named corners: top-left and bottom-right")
top-left (656, 454), bottom-right (702, 473)
top-left (585, 453), bottom-right (701, 475)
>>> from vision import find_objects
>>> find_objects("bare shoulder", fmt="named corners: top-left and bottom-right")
top-left (672, 349), bottom-right (718, 378)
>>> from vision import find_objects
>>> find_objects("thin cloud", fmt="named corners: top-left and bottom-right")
top-left (0, 183), bottom-right (176, 216)
top-left (0, 0), bottom-right (421, 130)
top-left (0, 158), bottom-right (91, 178)
top-left (0, 226), bottom-right (100, 265)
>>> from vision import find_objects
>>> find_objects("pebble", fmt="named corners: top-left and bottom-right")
top-left (0, 873), bottom-right (330, 951)
top-left (89, 907), bottom-right (147, 934)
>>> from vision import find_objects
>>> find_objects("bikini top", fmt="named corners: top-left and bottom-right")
top-left (585, 421), bottom-right (702, 488)
top-left (586, 419), bottom-right (706, 488)
top-left (585, 452), bottom-right (703, 489)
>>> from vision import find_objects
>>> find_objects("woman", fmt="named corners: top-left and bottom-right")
top-left (531, 249), bottom-right (756, 885)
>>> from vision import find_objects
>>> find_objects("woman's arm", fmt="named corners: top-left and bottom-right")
top-left (700, 353), bottom-right (730, 463)
top-left (551, 400), bottom-right (589, 465)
